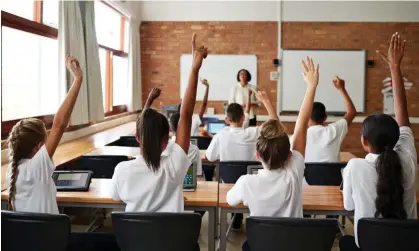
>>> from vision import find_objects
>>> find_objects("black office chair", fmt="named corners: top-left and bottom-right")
top-left (246, 217), bottom-right (338, 251)
top-left (106, 136), bottom-right (139, 147)
top-left (191, 136), bottom-right (212, 150)
top-left (218, 161), bottom-right (261, 183)
top-left (304, 162), bottom-right (347, 186)
top-left (358, 218), bottom-right (419, 251)
top-left (1, 210), bottom-right (71, 251)
top-left (112, 212), bottom-right (201, 251)
top-left (62, 155), bottom-right (129, 178)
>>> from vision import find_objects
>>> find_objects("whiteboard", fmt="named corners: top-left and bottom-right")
top-left (180, 54), bottom-right (257, 101)
top-left (280, 50), bottom-right (366, 113)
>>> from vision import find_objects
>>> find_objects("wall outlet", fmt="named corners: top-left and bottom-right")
top-left (207, 107), bottom-right (215, 115)
top-left (270, 71), bottom-right (279, 81)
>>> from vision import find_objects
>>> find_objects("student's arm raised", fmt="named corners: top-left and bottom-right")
top-left (377, 32), bottom-right (410, 127)
top-left (198, 78), bottom-right (209, 120)
top-left (292, 57), bottom-right (319, 156)
top-left (45, 56), bottom-right (83, 158)
top-left (246, 88), bottom-right (252, 115)
top-left (255, 91), bottom-right (279, 121)
top-left (176, 34), bottom-right (208, 153)
top-left (333, 76), bottom-right (356, 126)
top-left (144, 88), bottom-right (161, 110)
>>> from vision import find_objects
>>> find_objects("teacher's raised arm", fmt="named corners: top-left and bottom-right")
top-left (228, 69), bottom-right (259, 126)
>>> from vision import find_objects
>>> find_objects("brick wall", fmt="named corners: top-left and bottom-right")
top-left (140, 21), bottom-right (419, 157)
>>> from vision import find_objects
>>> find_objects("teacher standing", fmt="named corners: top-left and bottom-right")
top-left (228, 69), bottom-right (259, 126)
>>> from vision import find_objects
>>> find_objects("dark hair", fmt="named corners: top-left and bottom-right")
top-left (311, 102), bottom-right (327, 124)
top-left (136, 108), bottom-right (169, 172)
top-left (169, 112), bottom-right (181, 134)
top-left (362, 113), bottom-right (407, 219)
top-left (257, 120), bottom-right (290, 170)
top-left (237, 69), bottom-right (252, 82)
top-left (226, 103), bottom-right (244, 123)
top-left (7, 118), bottom-right (47, 211)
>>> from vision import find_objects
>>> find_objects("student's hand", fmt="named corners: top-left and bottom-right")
top-left (148, 88), bottom-right (161, 101)
top-left (301, 57), bottom-right (319, 89)
top-left (200, 78), bottom-right (209, 87)
top-left (376, 32), bottom-right (405, 67)
top-left (255, 91), bottom-right (269, 103)
top-left (248, 88), bottom-right (253, 97)
top-left (333, 76), bottom-right (345, 90)
top-left (66, 55), bottom-right (83, 81)
top-left (191, 33), bottom-right (208, 71)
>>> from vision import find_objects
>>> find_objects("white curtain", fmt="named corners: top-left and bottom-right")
top-left (127, 17), bottom-right (142, 111)
top-left (58, 1), bottom-right (104, 125)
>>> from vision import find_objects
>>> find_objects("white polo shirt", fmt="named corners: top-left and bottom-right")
top-left (205, 126), bottom-right (261, 162)
top-left (227, 150), bottom-right (305, 217)
top-left (305, 119), bottom-right (348, 162)
top-left (171, 136), bottom-right (202, 175)
top-left (191, 114), bottom-right (202, 136)
top-left (228, 83), bottom-right (258, 118)
top-left (6, 145), bottom-right (59, 214)
top-left (111, 142), bottom-right (191, 212)
top-left (343, 127), bottom-right (417, 247)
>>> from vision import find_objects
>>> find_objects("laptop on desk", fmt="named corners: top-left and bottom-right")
top-left (183, 163), bottom-right (197, 192)
top-left (207, 122), bottom-right (226, 135)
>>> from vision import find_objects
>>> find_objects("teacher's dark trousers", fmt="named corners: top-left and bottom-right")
top-left (248, 116), bottom-right (257, 126)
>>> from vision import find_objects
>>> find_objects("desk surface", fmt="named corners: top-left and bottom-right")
top-left (1, 179), bottom-right (218, 207)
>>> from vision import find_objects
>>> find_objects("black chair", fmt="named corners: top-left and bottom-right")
top-left (246, 217), bottom-right (338, 251)
top-left (106, 136), bottom-right (139, 147)
top-left (61, 155), bottom-right (129, 178)
top-left (358, 218), bottom-right (419, 251)
top-left (1, 210), bottom-right (71, 251)
top-left (112, 212), bottom-right (201, 251)
top-left (191, 136), bottom-right (212, 150)
top-left (218, 161), bottom-right (261, 183)
top-left (304, 162), bottom-right (347, 186)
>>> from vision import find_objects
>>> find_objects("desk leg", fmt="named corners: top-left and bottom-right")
top-left (219, 208), bottom-right (227, 251)
top-left (208, 207), bottom-right (216, 251)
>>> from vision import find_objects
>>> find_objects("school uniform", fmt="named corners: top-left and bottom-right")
top-left (191, 114), bottom-right (202, 136)
top-left (342, 127), bottom-right (417, 250)
top-left (171, 136), bottom-right (202, 175)
top-left (305, 119), bottom-right (348, 162)
top-left (111, 142), bottom-right (191, 212)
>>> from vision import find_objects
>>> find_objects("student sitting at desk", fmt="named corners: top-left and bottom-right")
top-left (110, 33), bottom-right (207, 218)
top-left (340, 33), bottom-right (417, 251)
top-left (226, 57), bottom-right (319, 251)
top-left (303, 76), bottom-right (356, 162)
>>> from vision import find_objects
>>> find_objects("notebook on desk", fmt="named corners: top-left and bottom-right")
top-left (183, 163), bottom-right (197, 192)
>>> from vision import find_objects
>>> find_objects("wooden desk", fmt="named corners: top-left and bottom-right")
top-left (1, 179), bottom-right (218, 251)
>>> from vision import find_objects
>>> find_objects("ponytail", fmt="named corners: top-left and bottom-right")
top-left (374, 147), bottom-right (407, 219)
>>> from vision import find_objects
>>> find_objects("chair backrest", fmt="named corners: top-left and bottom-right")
top-left (62, 155), bottom-right (129, 178)
top-left (112, 212), bottom-right (201, 251)
top-left (1, 210), bottom-right (71, 251)
top-left (358, 218), bottom-right (419, 251)
top-left (246, 217), bottom-right (338, 251)
top-left (106, 136), bottom-right (139, 147)
top-left (304, 162), bottom-right (347, 186)
top-left (190, 136), bottom-right (212, 150)
top-left (219, 161), bottom-right (261, 183)
top-left (247, 165), bottom-right (263, 174)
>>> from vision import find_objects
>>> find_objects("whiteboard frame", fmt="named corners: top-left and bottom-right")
top-left (278, 49), bottom-right (367, 114)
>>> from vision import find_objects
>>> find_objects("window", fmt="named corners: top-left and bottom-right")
top-left (95, 1), bottom-right (129, 115)
top-left (1, 1), bottom-right (58, 139)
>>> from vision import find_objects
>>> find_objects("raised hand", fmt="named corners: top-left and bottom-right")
top-left (191, 33), bottom-right (208, 71)
top-left (248, 88), bottom-right (253, 97)
top-left (301, 57), bottom-right (319, 88)
top-left (255, 91), bottom-right (269, 103)
top-left (376, 32), bottom-right (406, 67)
top-left (148, 88), bottom-right (161, 100)
top-left (66, 55), bottom-right (82, 81)
top-left (200, 78), bottom-right (209, 87)
top-left (333, 76), bottom-right (345, 90)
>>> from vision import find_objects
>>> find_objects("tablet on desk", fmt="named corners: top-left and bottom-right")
top-left (52, 171), bottom-right (93, 192)
top-left (183, 163), bottom-right (197, 192)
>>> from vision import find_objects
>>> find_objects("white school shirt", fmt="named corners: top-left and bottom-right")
top-left (205, 126), bottom-right (261, 162)
top-left (227, 150), bottom-right (305, 217)
top-left (111, 142), bottom-right (191, 212)
top-left (191, 114), bottom-right (202, 136)
top-left (228, 83), bottom-right (258, 118)
top-left (343, 127), bottom-right (417, 247)
top-left (6, 145), bottom-right (59, 214)
top-left (305, 119), bottom-right (348, 162)
top-left (171, 136), bottom-right (202, 175)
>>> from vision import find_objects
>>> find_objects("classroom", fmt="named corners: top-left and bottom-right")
top-left (1, 1), bottom-right (419, 251)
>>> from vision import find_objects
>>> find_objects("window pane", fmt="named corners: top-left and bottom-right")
top-left (112, 56), bottom-right (128, 106)
top-left (99, 48), bottom-right (107, 109)
top-left (1, 0), bottom-right (34, 20)
top-left (42, 0), bottom-right (59, 28)
top-left (95, 1), bottom-right (121, 49)
top-left (2, 27), bottom-right (59, 121)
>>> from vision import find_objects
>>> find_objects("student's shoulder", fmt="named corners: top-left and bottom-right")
top-left (114, 159), bottom-right (139, 174)
top-left (345, 158), bottom-right (369, 174)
